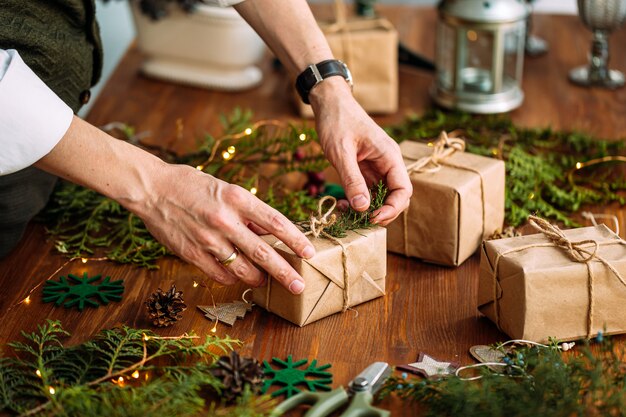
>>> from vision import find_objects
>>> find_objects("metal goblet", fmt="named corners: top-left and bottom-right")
top-left (569, 0), bottom-right (626, 89)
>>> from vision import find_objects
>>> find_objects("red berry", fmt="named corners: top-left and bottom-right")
top-left (307, 184), bottom-right (319, 197)
top-left (307, 171), bottom-right (325, 185)
top-left (293, 149), bottom-right (305, 161)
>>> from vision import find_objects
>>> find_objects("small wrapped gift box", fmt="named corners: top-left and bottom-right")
top-left (386, 134), bottom-right (505, 266)
top-left (478, 218), bottom-right (626, 342)
top-left (252, 226), bottom-right (386, 326)
top-left (295, 0), bottom-right (398, 117)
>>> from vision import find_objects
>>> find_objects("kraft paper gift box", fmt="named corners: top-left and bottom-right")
top-left (251, 227), bottom-right (386, 327)
top-left (386, 139), bottom-right (505, 266)
top-left (478, 221), bottom-right (626, 343)
top-left (295, 1), bottom-right (398, 117)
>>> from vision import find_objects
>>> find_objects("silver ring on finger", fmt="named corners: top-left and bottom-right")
top-left (218, 248), bottom-right (238, 267)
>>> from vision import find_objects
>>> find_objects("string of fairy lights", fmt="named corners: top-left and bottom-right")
top-left (569, 155), bottom-right (626, 184)
top-left (193, 119), bottom-right (309, 196)
top-left (7, 119), bottom-right (310, 320)
top-left (5, 122), bottom-right (625, 400)
top-left (8, 131), bottom-right (625, 309)
top-left (29, 321), bottom-right (200, 401)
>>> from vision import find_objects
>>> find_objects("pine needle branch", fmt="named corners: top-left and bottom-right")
top-left (0, 321), bottom-right (260, 417)
top-left (386, 110), bottom-right (626, 227)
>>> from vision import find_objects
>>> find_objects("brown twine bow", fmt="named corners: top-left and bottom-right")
top-left (401, 131), bottom-right (486, 258)
top-left (266, 196), bottom-right (352, 314)
top-left (308, 196), bottom-right (338, 238)
top-left (405, 131), bottom-right (466, 174)
top-left (491, 215), bottom-right (626, 338)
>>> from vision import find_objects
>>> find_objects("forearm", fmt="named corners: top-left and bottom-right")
top-left (34, 116), bottom-right (162, 215)
top-left (34, 116), bottom-right (312, 293)
top-left (234, 0), bottom-right (351, 110)
top-left (234, 0), bottom-right (332, 76)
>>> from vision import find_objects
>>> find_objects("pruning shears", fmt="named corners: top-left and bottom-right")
top-left (270, 362), bottom-right (391, 417)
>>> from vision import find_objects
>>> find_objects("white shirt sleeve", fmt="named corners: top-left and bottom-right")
top-left (0, 49), bottom-right (73, 176)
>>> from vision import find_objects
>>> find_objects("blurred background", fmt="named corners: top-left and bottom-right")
top-left (84, 0), bottom-right (577, 117)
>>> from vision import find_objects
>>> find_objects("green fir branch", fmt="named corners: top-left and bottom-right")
top-left (379, 335), bottom-right (626, 416)
top-left (386, 110), bottom-right (626, 227)
top-left (0, 320), bottom-right (265, 417)
top-left (41, 109), bottom-right (326, 267)
top-left (41, 109), bottom-right (626, 267)
top-left (320, 181), bottom-right (387, 238)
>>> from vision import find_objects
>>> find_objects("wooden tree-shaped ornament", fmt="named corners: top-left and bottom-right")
top-left (197, 301), bottom-right (253, 326)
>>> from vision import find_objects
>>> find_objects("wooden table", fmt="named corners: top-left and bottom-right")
top-left (1, 6), bottom-right (625, 415)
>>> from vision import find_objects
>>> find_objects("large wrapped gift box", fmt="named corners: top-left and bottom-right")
top-left (252, 227), bottom-right (386, 326)
top-left (386, 140), bottom-right (505, 266)
top-left (296, 16), bottom-right (398, 117)
top-left (478, 223), bottom-right (626, 342)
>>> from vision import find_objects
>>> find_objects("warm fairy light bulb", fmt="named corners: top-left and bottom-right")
top-left (576, 162), bottom-right (583, 169)
top-left (196, 165), bottom-right (204, 171)
top-left (299, 133), bottom-right (307, 141)
top-left (132, 370), bottom-right (140, 379)
top-left (24, 296), bottom-right (31, 305)
top-left (244, 128), bottom-right (253, 135)
top-left (118, 377), bottom-right (124, 383)
top-left (48, 386), bottom-right (56, 395)
top-left (81, 258), bottom-right (88, 264)
top-left (491, 148), bottom-right (498, 155)
top-left (193, 281), bottom-right (199, 288)
top-left (227, 146), bottom-right (236, 154)
top-left (143, 334), bottom-right (150, 341)
top-left (36, 369), bottom-right (42, 377)
top-left (222, 151), bottom-right (232, 160)
top-left (211, 322), bottom-right (218, 333)
top-left (250, 187), bottom-right (258, 195)
top-left (528, 192), bottom-right (535, 200)
top-left (427, 142), bottom-right (433, 147)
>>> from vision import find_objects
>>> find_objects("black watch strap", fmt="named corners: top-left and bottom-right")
top-left (295, 59), bottom-right (353, 104)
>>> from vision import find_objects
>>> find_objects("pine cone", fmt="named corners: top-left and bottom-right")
top-left (211, 351), bottom-right (264, 402)
top-left (488, 226), bottom-right (522, 240)
top-left (145, 285), bottom-right (187, 327)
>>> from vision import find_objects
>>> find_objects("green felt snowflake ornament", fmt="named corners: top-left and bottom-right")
top-left (261, 355), bottom-right (333, 398)
top-left (42, 272), bottom-right (124, 310)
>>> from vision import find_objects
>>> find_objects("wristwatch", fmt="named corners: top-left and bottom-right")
top-left (295, 59), bottom-right (353, 105)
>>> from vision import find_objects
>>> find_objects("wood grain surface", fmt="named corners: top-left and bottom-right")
top-left (1, 6), bottom-right (625, 416)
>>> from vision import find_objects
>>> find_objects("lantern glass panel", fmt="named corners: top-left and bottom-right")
top-left (503, 25), bottom-right (523, 84)
top-left (460, 29), bottom-right (494, 94)
top-left (436, 21), bottom-right (456, 90)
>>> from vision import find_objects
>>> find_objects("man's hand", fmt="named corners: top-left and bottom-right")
top-left (233, 0), bottom-right (410, 223)
top-left (36, 116), bottom-right (314, 294)
top-left (138, 164), bottom-right (314, 293)
top-left (310, 77), bottom-right (412, 225)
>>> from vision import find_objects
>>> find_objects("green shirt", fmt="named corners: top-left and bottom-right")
top-left (0, 0), bottom-right (103, 113)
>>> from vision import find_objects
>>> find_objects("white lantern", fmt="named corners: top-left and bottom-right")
top-left (431, 0), bottom-right (528, 113)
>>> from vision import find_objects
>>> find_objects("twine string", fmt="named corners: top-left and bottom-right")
top-left (405, 131), bottom-right (466, 174)
top-left (491, 215), bottom-right (626, 338)
top-left (266, 196), bottom-right (352, 313)
top-left (309, 196), bottom-right (338, 238)
top-left (582, 211), bottom-right (620, 236)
